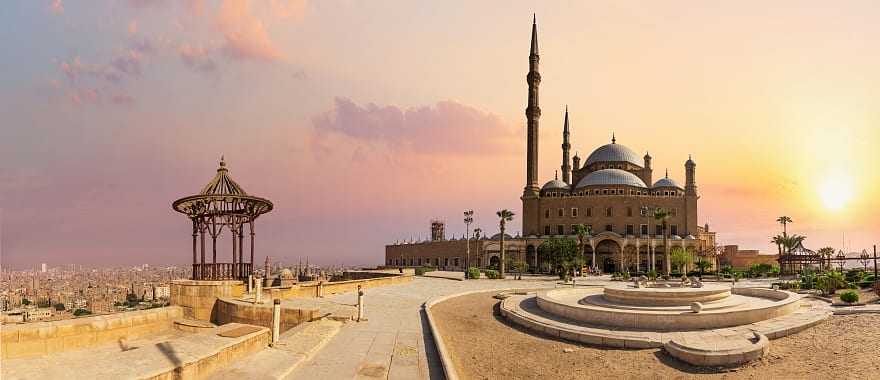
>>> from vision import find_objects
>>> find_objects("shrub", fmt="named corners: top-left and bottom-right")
top-left (646, 270), bottom-right (658, 281)
top-left (839, 290), bottom-right (859, 304)
top-left (73, 309), bottom-right (91, 317)
top-left (466, 267), bottom-right (481, 279)
top-left (415, 266), bottom-right (436, 276)
top-left (484, 269), bottom-right (501, 279)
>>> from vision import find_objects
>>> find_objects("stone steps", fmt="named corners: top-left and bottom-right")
top-left (207, 319), bottom-right (343, 380)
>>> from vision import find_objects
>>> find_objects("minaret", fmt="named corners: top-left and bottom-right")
top-left (685, 155), bottom-right (697, 196)
top-left (572, 152), bottom-right (581, 171)
top-left (561, 106), bottom-right (571, 184)
top-left (524, 14), bottom-right (541, 196)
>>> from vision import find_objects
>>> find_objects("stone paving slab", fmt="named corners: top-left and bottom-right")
top-left (208, 320), bottom-right (343, 380)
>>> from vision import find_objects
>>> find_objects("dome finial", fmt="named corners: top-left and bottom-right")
top-left (219, 155), bottom-right (226, 168)
top-left (665, 168), bottom-right (669, 178)
top-left (612, 132), bottom-right (616, 144)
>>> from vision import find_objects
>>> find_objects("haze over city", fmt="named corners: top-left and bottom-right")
top-left (2, 0), bottom-right (879, 269)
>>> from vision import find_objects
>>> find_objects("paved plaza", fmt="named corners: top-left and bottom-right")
top-left (284, 274), bottom-right (561, 379)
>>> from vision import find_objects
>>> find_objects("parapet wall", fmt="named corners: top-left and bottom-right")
top-left (1, 306), bottom-right (183, 359)
top-left (267, 272), bottom-right (413, 299)
top-left (214, 298), bottom-right (318, 333)
top-left (170, 280), bottom-right (245, 322)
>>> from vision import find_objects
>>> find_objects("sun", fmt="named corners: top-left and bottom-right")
top-left (818, 176), bottom-right (854, 210)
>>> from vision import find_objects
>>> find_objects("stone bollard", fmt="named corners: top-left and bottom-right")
top-left (272, 299), bottom-right (281, 344)
top-left (357, 285), bottom-right (365, 322)
top-left (318, 281), bottom-right (324, 298)
top-left (248, 274), bottom-right (254, 293)
top-left (691, 302), bottom-right (703, 313)
top-left (255, 277), bottom-right (263, 304)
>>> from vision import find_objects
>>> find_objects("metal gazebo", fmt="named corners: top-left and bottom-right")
top-left (172, 158), bottom-right (273, 280)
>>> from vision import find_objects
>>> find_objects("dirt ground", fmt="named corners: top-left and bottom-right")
top-left (431, 291), bottom-right (880, 380)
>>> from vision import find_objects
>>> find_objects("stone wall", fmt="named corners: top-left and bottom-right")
top-left (213, 299), bottom-right (317, 333)
top-left (1, 306), bottom-right (183, 359)
top-left (275, 272), bottom-right (413, 299)
top-left (170, 280), bottom-right (245, 322)
top-left (721, 245), bottom-right (779, 269)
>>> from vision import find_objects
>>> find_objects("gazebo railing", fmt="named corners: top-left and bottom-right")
top-left (192, 263), bottom-right (252, 280)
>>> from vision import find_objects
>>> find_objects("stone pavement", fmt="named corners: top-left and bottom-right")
top-left (283, 276), bottom-right (560, 380)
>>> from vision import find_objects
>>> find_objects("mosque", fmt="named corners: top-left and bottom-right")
top-left (385, 17), bottom-right (716, 274)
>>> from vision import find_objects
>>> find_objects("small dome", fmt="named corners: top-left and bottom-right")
top-left (652, 177), bottom-right (682, 189)
top-left (584, 142), bottom-right (643, 167)
top-left (576, 169), bottom-right (647, 188)
top-left (279, 268), bottom-right (294, 279)
top-left (541, 179), bottom-right (569, 191)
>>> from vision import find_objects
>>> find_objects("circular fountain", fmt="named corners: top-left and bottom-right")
top-left (536, 282), bottom-right (801, 331)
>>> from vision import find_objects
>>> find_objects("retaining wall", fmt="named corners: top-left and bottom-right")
top-left (1, 306), bottom-right (183, 359)
top-left (213, 298), bottom-right (318, 333)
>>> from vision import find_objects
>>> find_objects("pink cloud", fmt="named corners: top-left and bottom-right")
top-left (178, 43), bottom-right (218, 72)
top-left (269, 0), bottom-right (307, 20)
top-left (110, 49), bottom-right (144, 76)
top-left (217, 0), bottom-right (284, 62)
top-left (312, 98), bottom-right (518, 156)
top-left (111, 94), bottom-right (136, 106)
top-left (50, 0), bottom-right (64, 14)
top-left (69, 88), bottom-right (100, 105)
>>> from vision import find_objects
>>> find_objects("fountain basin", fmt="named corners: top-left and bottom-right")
top-left (603, 283), bottom-right (731, 306)
top-left (536, 287), bottom-right (801, 331)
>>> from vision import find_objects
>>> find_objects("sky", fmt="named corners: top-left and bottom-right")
top-left (1, 1), bottom-right (879, 269)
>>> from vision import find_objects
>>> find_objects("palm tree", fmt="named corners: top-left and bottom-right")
top-left (572, 224), bottom-right (591, 271)
top-left (817, 247), bottom-right (835, 271)
top-left (496, 209), bottom-right (515, 278)
top-left (771, 235), bottom-right (785, 256)
top-left (653, 208), bottom-right (671, 275)
top-left (776, 216), bottom-right (792, 238)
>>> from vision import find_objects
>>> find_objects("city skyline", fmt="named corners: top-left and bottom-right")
top-left (2, 1), bottom-right (879, 269)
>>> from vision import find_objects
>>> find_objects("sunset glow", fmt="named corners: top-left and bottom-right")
top-left (1, 1), bottom-right (878, 269)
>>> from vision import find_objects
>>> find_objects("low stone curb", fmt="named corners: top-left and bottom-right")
top-left (422, 287), bottom-right (541, 380)
top-left (664, 332), bottom-right (769, 367)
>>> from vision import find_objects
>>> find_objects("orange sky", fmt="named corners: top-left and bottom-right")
top-left (1, 1), bottom-right (878, 268)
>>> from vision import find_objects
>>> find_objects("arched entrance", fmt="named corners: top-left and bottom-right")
top-left (525, 245), bottom-right (536, 273)
top-left (595, 239), bottom-right (622, 273)
top-left (489, 255), bottom-right (500, 269)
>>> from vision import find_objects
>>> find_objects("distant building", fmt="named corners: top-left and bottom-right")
top-left (41, 263), bottom-right (47, 273)
top-left (153, 285), bottom-right (170, 299)
top-left (720, 245), bottom-right (779, 269)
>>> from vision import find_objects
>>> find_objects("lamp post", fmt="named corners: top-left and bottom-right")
top-left (836, 250), bottom-right (846, 271)
top-left (463, 210), bottom-right (473, 278)
top-left (473, 228), bottom-right (482, 268)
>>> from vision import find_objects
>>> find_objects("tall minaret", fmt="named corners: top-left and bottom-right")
top-left (524, 14), bottom-right (541, 196)
top-left (561, 106), bottom-right (571, 184)
top-left (685, 155), bottom-right (697, 196)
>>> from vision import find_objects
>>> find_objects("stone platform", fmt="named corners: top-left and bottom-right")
top-left (1, 322), bottom-right (270, 380)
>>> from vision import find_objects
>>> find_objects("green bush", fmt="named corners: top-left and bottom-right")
top-left (484, 269), bottom-right (501, 279)
top-left (839, 290), bottom-right (859, 304)
top-left (646, 270), bottom-right (658, 280)
top-left (466, 267), bottom-right (481, 279)
top-left (414, 266), bottom-right (436, 276)
top-left (73, 309), bottom-right (91, 317)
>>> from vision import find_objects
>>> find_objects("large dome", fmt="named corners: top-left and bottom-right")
top-left (576, 169), bottom-right (647, 188)
top-left (584, 143), bottom-right (643, 167)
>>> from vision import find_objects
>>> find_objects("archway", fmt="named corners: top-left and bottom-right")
top-left (489, 255), bottom-right (500, 269)
top-left (525, 245), bottom-right (536, 273)
top-left (595, 239), bottom-right (621, 273)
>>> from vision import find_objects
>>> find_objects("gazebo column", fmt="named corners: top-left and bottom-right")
top-left (238, 224), bottom-right (244, 278)
top-left (249, 221), bottom-right (255, 275)
top-left (232, 224), bottom-right (238, 280)
top-left (200, 223), bottom-right (206, 280)
top-left (192, 219), bottom-right (198, 280)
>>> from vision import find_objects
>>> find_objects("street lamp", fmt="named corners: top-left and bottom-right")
top-left (473, 228), bottom-right (482, 268)
top-left (859, 249), bottom-right (870, 272)
top-left (836, 250), bottom-right (846, 271)
top-left (463, 210), bottom-right (474, 278)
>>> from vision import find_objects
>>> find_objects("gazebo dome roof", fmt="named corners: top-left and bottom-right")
top-left (199, 158), bottom-right (247, 196)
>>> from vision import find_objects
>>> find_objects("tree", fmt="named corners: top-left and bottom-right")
top-left (653, 208), bottom-right (671, 275)
top-left (73, 309), bottom-right (92, 317)
top-left (538, 237), bottom-right (581, 280)
top-left (771, 235), bottom-right (785, 256)
top-left (776, 216), bottom-right (792, 237)
top-left (572, 224), bottom-right (592, 269)
top-left (695, 259), bottom-right (712, 278)
top-left (669, 247), bottom-right (692, 274)
top-left (21, 298), bottom-right (31, 306)
top-left (817, 247), bottom-right (835, 271)
top-left (53, 303), bottom-right (66, 311)
top-left (496, 209), bottom-right (515, 279)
